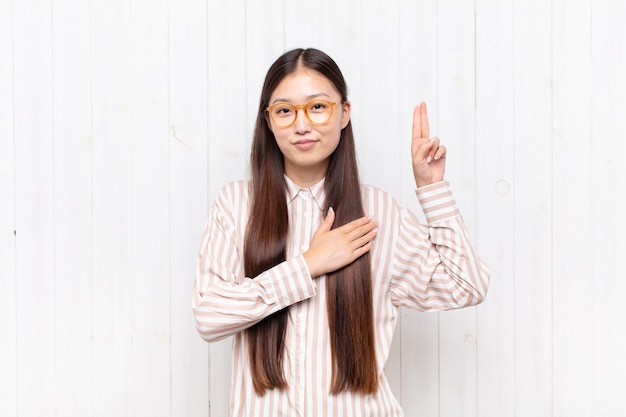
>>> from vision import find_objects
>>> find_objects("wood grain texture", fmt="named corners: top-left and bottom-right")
top-left (0, 1), bottom-right (17, 415)
top-left (1, 0), bottom-right (625, 416)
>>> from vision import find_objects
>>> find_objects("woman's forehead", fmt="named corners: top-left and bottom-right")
top-left (270, 69), bottom-right (338, 102)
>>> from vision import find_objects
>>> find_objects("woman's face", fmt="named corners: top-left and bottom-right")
top-left (268, 68), bottom-right (351, 187)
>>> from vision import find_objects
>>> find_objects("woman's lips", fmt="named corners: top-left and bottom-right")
top-left (292, 139), bottom-right (318, 150)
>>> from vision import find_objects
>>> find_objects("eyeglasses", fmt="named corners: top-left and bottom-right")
top-left (266, 100), bottom-right (337, 128)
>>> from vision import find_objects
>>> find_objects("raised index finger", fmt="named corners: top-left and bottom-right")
top-left (412, 101), bottom-right (430, 140)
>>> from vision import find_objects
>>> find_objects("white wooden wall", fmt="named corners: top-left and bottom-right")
top-left (1, 0), bottom-right (625, 416)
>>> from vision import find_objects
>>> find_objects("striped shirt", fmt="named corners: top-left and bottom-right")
top-left (193, 177), bottom-right (490, 417)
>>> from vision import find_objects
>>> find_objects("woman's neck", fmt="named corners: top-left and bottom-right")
top-left (284, 165), bottom-right (327, 188)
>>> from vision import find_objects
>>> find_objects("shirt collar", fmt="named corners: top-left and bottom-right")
top-left (285, 175), bottom-right (326, 210)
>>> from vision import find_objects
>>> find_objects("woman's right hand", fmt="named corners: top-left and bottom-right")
top-left (303, 208), bottom-right (378, 277)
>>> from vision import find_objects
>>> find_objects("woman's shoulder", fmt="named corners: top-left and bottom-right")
top-left (217, 179), bottom-right (250, 196)
top-left (361, 183), bottom-right (396, 199)
top-left (213, 179), bottom-right (251, 208)
top-left (360, 183), bottom-right (400, 211)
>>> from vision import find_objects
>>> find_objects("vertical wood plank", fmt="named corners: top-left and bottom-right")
top-left (129, 0), bottom-right (171, 414)
top-left (91, 0), bottom-right (133, 414)
top-left (52, 0), bottom-right (94, 415)
top-left (284, 0), bottom-right (323, 49)
top-left (513, 0), bottom-right (554, 415)
top-left (437, 0), bottom-right (477, 214)
top-left (436, 0), bottom-right (477, 415)
top-left (475, 0), bottom-right (516, 416)
top-left (357, 1), bottom-right (401, 196)
top-left (552, 0), bottom-right (594, 415)
top-left (0, 1), bottom-right (17, 415)
top-left (13, 0), bottom-right (56, 415)
top-left (320, 0), bottom-right (361, 65)
top-left (590, 1), bottom-right (626, 415)
top-left (206, 2), bottom-right (248, 414)
top-left (397, 1), bottom-right (440, 415)
top-left (245, 0), bottom-right (284, 165)
top-left (207, 0), bottom-right (248, 202)
top-left (398, 0), bottom-right (439, 211)
top-left (169, 0), bottom-right (210, 415)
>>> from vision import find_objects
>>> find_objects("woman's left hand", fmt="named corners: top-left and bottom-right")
top-left (411, 102), bottom-right (446, 188)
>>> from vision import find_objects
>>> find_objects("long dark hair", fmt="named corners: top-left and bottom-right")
top-left (244, 48), bottom-right (377, 396)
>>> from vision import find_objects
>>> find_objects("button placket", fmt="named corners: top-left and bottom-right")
top-left (291, 307), bottom-right (307, 414)
top-left (289, 184), bottom-right (321, 415)
top-left (298, 189), bottom-right (314, 253)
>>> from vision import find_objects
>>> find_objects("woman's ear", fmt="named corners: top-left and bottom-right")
top-left (340, 100), bottom-right (351, 129)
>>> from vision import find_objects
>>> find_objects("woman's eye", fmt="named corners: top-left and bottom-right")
top-left (275, 107), bottom-right (293, 116)
top-left (309, 102), bottom-right (327, 112)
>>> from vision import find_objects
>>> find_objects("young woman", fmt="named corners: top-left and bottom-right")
top-left (193, 48), bottom-right (490, 417)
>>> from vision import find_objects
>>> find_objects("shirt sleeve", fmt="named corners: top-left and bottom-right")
top-left (192, 183), bottom-right (317, 343)
top-left (389, 181), bottom-right (490, 311)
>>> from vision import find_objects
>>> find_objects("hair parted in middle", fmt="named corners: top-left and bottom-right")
top-left (243, 47), bottom-right (378, 396)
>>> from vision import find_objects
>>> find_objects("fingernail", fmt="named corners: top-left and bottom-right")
top-left (426, 156), bottom-right (432, 163)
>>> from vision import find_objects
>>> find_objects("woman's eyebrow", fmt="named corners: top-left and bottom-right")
top-left (270, 93), bottom-right (332, 105)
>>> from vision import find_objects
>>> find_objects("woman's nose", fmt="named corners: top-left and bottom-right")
top-left (293, 108), bottom-right (311, 133)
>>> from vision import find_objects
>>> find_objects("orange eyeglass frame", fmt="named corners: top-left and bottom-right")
top-left (266, 100), bottom-right (337, 128)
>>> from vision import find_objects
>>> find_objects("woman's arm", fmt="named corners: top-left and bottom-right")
top-left (389, 181), bottom-right (490, 311)
top-left (192, 183), bottom-right (316, 343)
